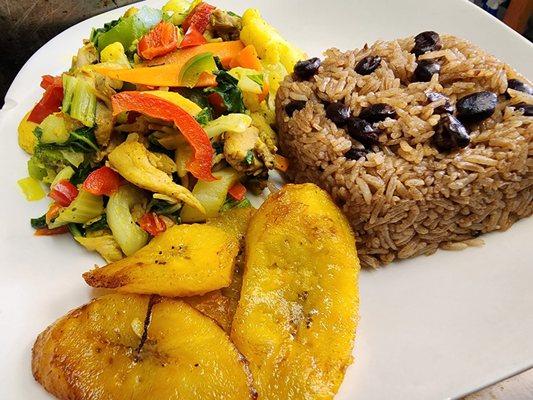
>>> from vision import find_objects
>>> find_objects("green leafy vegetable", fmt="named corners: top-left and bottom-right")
top-left (205, 70), bottom-right (246, 114)
top-left (244, 150), bottom-right (254, 165)
top-left (68, 223), bottom-right (84, 238)
top-left (30, 215), bottom-right (47, 229)
top-left (248, 74), bottom-right (264, 88)
top-left (92, 6), bottom-right (163, 52)
top-left (84, 214), bottom-right (109, 233)
top-left (195, 108), bottom-right (213, 125)
top-left (49, 190), bottom-right (104, 229)
top-left (70, 162), bottom-right (96, 185)
top-left (68, 127), bottom-right (99, 152)
top-left (220, 197), bottom-right (252, 212)
top-left (62, 75), bottom-right (97, 128)
top-left (107, 185), bottom-right (149, 256)
top-left (90, 18), bottom-right (121, 45)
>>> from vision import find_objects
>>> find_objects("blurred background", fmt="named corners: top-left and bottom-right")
top-left (0, 0), bottom-right (531, 107)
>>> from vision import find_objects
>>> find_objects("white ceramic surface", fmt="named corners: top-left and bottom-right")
top-left (1, 1), bottom-right (532, 399)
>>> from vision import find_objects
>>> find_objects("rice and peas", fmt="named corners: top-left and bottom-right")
top-left (276, 33), bottom-right (532, 268)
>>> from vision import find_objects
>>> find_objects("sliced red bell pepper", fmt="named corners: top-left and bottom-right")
top-left (138, 21), bottom-right (180, 60)
top-left (49, 180), bottom-right (79, 207)
top-left (228, 182), bottom-right (247, 201)
top-left (182, 2), bottom-right (216, 33)
top-left (28, 75), bottom-right (64, 124)
top-left (180, 27), bottom-right (208, 48)
top-left (111, 92), bottom-right (216, 181)
top-left (139, 212), bottom-right (167, 236)
top-left (82, 166), bottom-right (122, 196)
top-left (207, 93), bottom-right (225, 114)
top-left (35, 226), bottom-right (69, 236)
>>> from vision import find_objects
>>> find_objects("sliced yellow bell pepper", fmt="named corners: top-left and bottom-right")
top-left (146, 90), bottom-right (202, 116)
top-left (18, 111), bottom-right (38, 155)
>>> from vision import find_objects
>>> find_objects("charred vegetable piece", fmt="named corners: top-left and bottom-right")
top-left (293, 57), bottom-right (321, 80)
top-left (359, 103), bottom-right (397, 122)
top-left (456, 91), bottom-right (497, 122)
top-left (355, 55), bottom-right (381, 75)
top-left (411, 31), bottom-right (442, 57)
top-left (432, 114), bottom-right (470, 151)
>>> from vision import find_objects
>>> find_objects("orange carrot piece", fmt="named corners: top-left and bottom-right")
top-left (230, 45), bottom-right (262, 70)
top-left (144, 40), bottom-right (244, 68)
top-left (94, 64), bottom-right (217, 87)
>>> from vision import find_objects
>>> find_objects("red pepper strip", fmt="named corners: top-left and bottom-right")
top-left (182, 2), bottom-right (216, 33)
top-left (258, 81), bottom-right (270, 103)
top-left (40, 75), bottom-right (57, 90)
top-left (82, 166), bottom-right (122, 196)
top-left (35, 226), bottom-right (69, 236)
top-left (138, 21), bottom-right (180, 60)
top-left (111, 92), bottom-right (216, 181)
top-left (49, 180), bottom-right (79, 207)
top-left (228, 182), bottom-right (247, 201)
top-left (28, 75), bottom-right (64, 124)
top-left (207, 93), bottom-right (225, 114)
top-left (139, 212), bottom-right (167, 236)
top-left (180, 27), bottom-right (208, 49)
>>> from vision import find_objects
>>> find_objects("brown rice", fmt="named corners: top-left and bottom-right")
top-left (276, 35), bottom-right (532, 268)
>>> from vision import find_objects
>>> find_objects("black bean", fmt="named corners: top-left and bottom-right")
top-left (294, 57), bottom-right (321, 80)
top-left (411, 31), bottom-right (442, 57)
top-left (355, 55), bottom-right (382, 75)
top-left (345, 147), bottom-right (367, 160)
top-left (513, 103), bottom-right (533, 116)
top-left (359, 103), bottom-right (397, 123)
top-left (326, 102), bottom-right (351, 126)
top-left (413, 60), bottom-right (441, 82)
top-left (456, 91), bottom-right (498, 122)
top-left (507, 79), bottom-right (533, 97)
top-left (285, 100), bottom-right (307, 117)
top-left (346, 117), bottom-right (380, 147)
top-left (432, 114), bottom-right (470, 151)
top-left (426, 91), bottom-right (454, 114)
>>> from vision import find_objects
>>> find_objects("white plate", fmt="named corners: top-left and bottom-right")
top-left (1, 1), bottom-right (532, 399)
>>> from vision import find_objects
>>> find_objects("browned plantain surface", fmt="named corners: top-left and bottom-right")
top-left (83, 224), bottom-right (238, 297)
top-left (186, 207), bottom-right (256, 332)
top-left (32, 293), bottom-right (256, 400)
top-left (231, 183), bottom-right (360, 400)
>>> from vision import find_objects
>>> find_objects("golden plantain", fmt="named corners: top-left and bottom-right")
top-left (83, 224), bottom-right (238, 297)
top-left (32, 293), bottom-right (256, 400)
top-left (231, 183), bottom-right (360, 399)
top-left (186, 207), bottom-right (256, 332)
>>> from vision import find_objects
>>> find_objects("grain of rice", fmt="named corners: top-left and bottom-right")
top-left (276, 34), bottom-right (532, 267)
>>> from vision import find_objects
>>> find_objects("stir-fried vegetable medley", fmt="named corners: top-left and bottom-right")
top-left (17, 1), bottom-right (304, 262)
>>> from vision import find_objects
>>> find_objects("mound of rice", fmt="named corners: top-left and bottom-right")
top-left (276, 35), bottom-right (532, 268)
